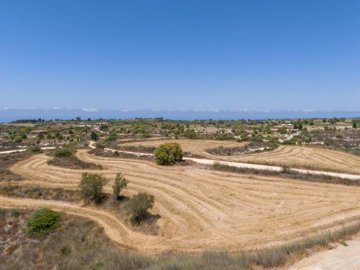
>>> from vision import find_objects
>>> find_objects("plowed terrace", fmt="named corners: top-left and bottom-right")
top-left (2, 149), bottom-right (360, 254)
top-left (121, 140), bottom-right (360, 174)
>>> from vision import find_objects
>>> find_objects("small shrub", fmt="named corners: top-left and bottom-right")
top-left (26, 208), bottom-right (60, 237)
top-left (112, 173), bottom-right (128, 199)
top-left (96, 142), bottom-right (105, 149)
top-left (90, 131), bottom-right (98, 141)
top-left (60, 245), bottom-right (72, 256)
top-left (127, 192), bottom-right (154, 224)
top-left (54, 148), bottom-right (72, 158)
top-left (79, 173), bottom-right (108, 203)
top-left (27, 146), bottom-right (42, 153)
top-left (154, 143), bottom-right (183, 165)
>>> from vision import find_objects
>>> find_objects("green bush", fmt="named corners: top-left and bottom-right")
top-left (79, 173), bottom-right (108, 203)
top-left (184, 129), bottom-right (198, 139)
top-left (90, 131), bottom-right (98, 141)
top-left (127, 192), bottom-right (154, 224)
top-left (214, 133), bottom-right (234, 140)
top-left (154, 143), bottom-right (183, 165)
top-left (26, 208), bottom-right (60, 237)
top-left (54, 148), bottom-right (72, 158)
top-left (112, 173), bottom-right (128, 198)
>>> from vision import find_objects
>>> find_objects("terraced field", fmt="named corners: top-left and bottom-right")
top-left (225, 145), bottom-right (360, 174)
top-left (121, 140), bottom-right (360, 174)
top-left (119, 139), bottom-right (246, 158)
top-left (2, 149), bottom-right (360, 254)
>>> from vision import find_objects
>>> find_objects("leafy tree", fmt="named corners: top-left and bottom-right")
top-left (112, 173), bottom-right (128, 198)
top-left (127, 192), bottom-right (154, 224)
top-left (79, 173), bottom-right (108, 203)
top-left (154, 143), bottom-right (183, 165)
top-left (90, 131), bottom-right (98, 141)
top-left (353, 121), bottom-right (357, 129)
top-left (26, 208), bottom-right (60, 237)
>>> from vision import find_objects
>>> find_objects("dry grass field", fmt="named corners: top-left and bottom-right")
top-left (119, 139), bottom-right (246, 158)
top-left (121, 140), bottom-right (360, 174)
top-left (223, 145), bottom-right (360, 174)
top-left (2, 149), bottom-right (360, 254)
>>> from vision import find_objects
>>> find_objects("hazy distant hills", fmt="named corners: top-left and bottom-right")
top-left (0, 109), bottom-right (359, 122)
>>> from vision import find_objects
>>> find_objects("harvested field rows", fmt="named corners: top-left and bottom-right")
top-left (2, 150), bottom-right (360, 254)
top-left (120, 139), bottom-right (246, 158)
top-left (122, 140), bottom-right (360, 174)
top-left (228, 145), bottom-right (360, 174)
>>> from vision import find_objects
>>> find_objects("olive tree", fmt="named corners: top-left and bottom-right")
top-left (79, 173), bottom-right (108, 203)
top-left (154, 143), bottom-right (183, 165)
top-left (127, 192), bottom-right (154, 224)
top-left (112, 173), bottom-right (128, 199)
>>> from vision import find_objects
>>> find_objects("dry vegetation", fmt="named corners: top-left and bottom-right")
top-left (48, 155), bottom-right (102, 170)
top-left (0, 152), bottom-right (31, 182)
top-left (0, 185), bottom-right (80, 202)
top-left (2, 208), bottom-right (360, 270)
top-left (2, 118), bottom-right (360, 269)
top-left (2, 149), bottom-right (360, 254)
top-left (119, 139), bottom-right (246, 158)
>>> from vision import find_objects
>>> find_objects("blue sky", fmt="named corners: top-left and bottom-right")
top-left (0, 0), bottom-right (359, 112)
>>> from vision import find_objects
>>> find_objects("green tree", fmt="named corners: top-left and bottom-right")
top-left (154, 143), bottom-right (183, 165)
top-left (127, 192), bottom-right (154, 224)
top-left (26, 208), bottom-right (61, 237)
top-left (353, 121), bottom-right (357, 129)
top-left (112, 173), bottom-right (128, 199)
top-left (79, 173), bottom-right (108, 203)
top-left (90, 131), bottom-right (98, 141)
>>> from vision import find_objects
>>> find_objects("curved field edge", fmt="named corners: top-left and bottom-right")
top-left (4, 150), bottom-right (360, 254)
top-left (2, 206), bottom-right (360, 270)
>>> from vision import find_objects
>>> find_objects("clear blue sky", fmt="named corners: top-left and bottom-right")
top-left (0, 0), bottom-right (359, 112)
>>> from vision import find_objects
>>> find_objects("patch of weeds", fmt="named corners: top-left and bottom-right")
top-left (60, 245), bottom-right (72, 256)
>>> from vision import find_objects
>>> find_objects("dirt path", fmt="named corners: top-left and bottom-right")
top-left (4, 149), bottom-right (360, 254)
top-left (289, 237), bottom-right (360, 270)
top-left (0, 146), bottom-right (56, 155)
top-left (0, 195), bottom-right (163, 252)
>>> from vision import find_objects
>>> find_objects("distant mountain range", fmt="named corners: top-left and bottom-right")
top-left (0, 108), bottom-right (359, 122)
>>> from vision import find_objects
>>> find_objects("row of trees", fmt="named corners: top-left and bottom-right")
top-left (79, 172), bottom-right (154, 224)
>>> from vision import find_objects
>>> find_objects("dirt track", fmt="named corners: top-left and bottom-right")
top-left (289, 236), bottom-right (360, 270)
top-left (2, 150), bottom-right (360, 254)
top-left (122, 140), bottom-right (360, 174)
